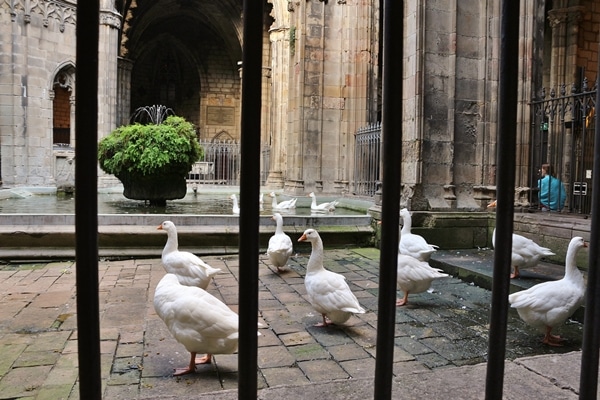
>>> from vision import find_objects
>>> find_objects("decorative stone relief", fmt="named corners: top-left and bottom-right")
top-left (100, 9), bottom-right (121, 29)
top-left (3, 0), bottom-right (77, 31)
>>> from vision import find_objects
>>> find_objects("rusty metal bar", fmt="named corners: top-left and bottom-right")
top-left (75, 1), bottom-right (101, 399)
top-left (485, 1), bottom-right (520, 399)
top-left (579, 44), bottom-right (600, 400)
top-left (373, 0), bottom-right (403, 398)
top-left (238, 0), bottom-right (263, 398)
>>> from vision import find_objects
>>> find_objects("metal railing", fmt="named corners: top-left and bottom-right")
top-left (188, 140), bottom-right (270, 186)
top-left (353, 122), bottom-right (381, 196)
top-left (529, 79), bottom-right (597, 214)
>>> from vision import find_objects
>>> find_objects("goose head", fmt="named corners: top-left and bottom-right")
top-left (298, 228), bottom-right (319, 243)
top-left (158, 220), bottom-right (176, 231)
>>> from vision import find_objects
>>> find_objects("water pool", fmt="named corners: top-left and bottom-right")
top-left (0, 188), bottom-right (372, 216)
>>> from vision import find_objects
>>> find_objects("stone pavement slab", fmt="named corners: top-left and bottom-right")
top-left (0, 247), bottom-right (590, 399)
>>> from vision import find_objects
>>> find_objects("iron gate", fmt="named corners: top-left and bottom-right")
top-left (530, 79), bottom-right (596, 215)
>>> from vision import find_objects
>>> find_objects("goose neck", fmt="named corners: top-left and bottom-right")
top-left (564, 246), bottom-right (582, 279)
top-left (306, 239), bottom-right (324, 272)
top-left (163, 231), bottom-right (178, 254)
top-left (401, 217), bottom-right (412, 233)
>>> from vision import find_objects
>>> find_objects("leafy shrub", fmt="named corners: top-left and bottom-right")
top-left (98, 115), bottom-right (203, 180)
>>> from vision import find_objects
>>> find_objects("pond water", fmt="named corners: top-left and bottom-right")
top-left (0, 189), bottom-right (371, 216)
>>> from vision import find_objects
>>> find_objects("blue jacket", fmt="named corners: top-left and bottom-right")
top-left (538, 175), bottom-right (566, 211)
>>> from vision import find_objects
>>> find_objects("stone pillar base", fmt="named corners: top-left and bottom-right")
top-left (473, 185), bottom-right (496, 208)
top-left (284, 179), bottom-right (305, 195)
top-left (265, 171), bottom-right (285, 189)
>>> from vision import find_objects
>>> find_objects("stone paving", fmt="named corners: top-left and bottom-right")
top-left (0, 247), bottom-right (584, 399)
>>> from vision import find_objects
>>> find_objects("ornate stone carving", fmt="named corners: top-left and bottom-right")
top-left (100, 9), bottom-right (121, 29)
top-left (3, 0), bottom-right (77, 31)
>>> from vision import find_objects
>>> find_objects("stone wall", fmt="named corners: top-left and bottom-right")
top-left (0, 0), bottom-right (77, 186)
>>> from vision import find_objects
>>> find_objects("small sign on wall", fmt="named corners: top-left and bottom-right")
top-left (206, 106), bottom-right (235, 125)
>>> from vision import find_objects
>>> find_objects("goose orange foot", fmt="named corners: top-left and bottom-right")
top-left (314, 315), bottom-right (334, 327)
top-left (396, 292), bottom-right (409, 306)
top-left (542, 328), bottom-right (566, 347)
top-left (173, 352), bottom-right (212, 376)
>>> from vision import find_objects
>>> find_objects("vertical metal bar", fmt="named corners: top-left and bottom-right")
top-left (374, 0), bottom-right (402, 398)
top-left (75, 1), bottom-right (101, 399)
top-left (238, 0), bottom-right (263, 398)
top-left (485, 1), bottom-right (519, 399)
top-left (579, 45), bottom-right (600, 400)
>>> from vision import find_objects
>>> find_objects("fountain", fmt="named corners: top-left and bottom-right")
top-left (0, 186), bottom-right (375, 259)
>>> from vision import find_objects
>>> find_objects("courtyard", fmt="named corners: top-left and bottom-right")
top-left (0, 246), bottom-right (585, 399)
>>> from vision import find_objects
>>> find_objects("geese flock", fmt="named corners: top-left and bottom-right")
top-left (152, 200), bottom-right (588, 377)
top-left (228, 191), bottom-right (341, 214)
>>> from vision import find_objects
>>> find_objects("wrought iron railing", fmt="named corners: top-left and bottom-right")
top-left (529, 79), bottom-right (597, 215)
top-left (353, 122), bottom-right (381, 196)
top-left (188, 140), bottom-right (270, 186)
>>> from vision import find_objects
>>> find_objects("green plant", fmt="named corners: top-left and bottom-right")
top-left (289, 26), bottom-right (296, 56)
top-left (98, 115), bottom-right (203, 180)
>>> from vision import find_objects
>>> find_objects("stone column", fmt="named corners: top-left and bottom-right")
top-left (117, 58), bottom-right (133, 127)
top-left (265, 23), bottom-right (289, 189)
top-left (547, 6), bottom-right (584, 188)
top-left (98, 4), bottom-right (122, 139)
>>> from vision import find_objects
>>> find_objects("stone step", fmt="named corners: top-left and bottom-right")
top-left (0, 214), bottom-right (375, 260)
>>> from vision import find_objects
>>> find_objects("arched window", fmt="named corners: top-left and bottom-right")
top-left (52, 67), bottom-right (75, 146)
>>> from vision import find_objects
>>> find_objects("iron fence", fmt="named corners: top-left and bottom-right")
top-left (529, 79), bottom-right (596, 215)
top-left (188, 140), bottom-right (270, 186)
top-left (353, 122), bottom-right (381, 196)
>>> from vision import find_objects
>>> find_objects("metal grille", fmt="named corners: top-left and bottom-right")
top-left (353, 122), bottom-right (381, 196)
top-left (189, 140), bottom-right (270, 186)
top-left (188, 139), bottom-right (239, 185)
top-left (529, 79), bottom-right (596, 215)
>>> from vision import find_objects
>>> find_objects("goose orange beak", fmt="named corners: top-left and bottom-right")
top-left (157, 224), bottom-right (163, 230)
top-left (298, 234), bottom-right (307, 242)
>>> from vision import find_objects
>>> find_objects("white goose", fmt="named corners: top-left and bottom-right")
top-left (153, 273), bottom-right (240, 376)
top-left (269, 192), bottom-right (297, 210)
top-left (308, 192), bottom-right (339, 212)
top-left (508, 236), bottom-right (587, 346)
top-left (266, 213), bottom-right (294, 272)
top-left (158, 221), bottom-right (221, 289)
top-left (399, 208), bottom-right (439, 261)
top-left (396, 254), bottom-right (449, 306)
top-left (298, 228), bottom-right (365, 326)
top-left (487, 200), bottom-right (556, 278)
top-left (230, 194), bottom-right (240, 214)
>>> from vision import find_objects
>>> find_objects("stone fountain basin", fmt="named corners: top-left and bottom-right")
top-left (0, 213), bottom-right (374, 260)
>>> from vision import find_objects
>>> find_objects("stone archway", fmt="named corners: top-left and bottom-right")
top-left (51, 65), bottom-right (75, 147)
top-left (117, 1), bottom-right (265, 142)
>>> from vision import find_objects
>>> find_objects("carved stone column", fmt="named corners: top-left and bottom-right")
top-left (98, 7), bottom-right (122, 138)
top-left (547, 6), bottom-right (584, 89)
top-left (266, 25), bottom-right (289, 188)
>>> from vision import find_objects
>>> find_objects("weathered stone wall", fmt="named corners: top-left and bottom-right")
top-left (402, 1), bottom-right (502, 211)
top-left (285, 0), bottom-right (375, 194)
top-left (0, 0), bottom-right (77, 186)
top-left (577, 0), bottom-right (599, 81)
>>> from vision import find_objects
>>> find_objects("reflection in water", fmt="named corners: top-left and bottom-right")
top-left (0, 192), bottom-right (367, 216)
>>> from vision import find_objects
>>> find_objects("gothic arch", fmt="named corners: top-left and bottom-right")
top-left (213, 130), bottom-right (234, 142)
top-left (50, 62), bottom-right (76, 147)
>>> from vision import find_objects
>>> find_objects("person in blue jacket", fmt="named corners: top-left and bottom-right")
top-left (538, 163), bottom-right (566, 211)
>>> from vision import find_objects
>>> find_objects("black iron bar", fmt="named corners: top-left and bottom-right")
top-left (484, 1), bottom-right (520, 399)
top-left (373, 0), bottom-right (403, 398)
top-left (578, 44), bottom-right (600, 400)
top-left (237, 0), bottom-right (263, 398)
top-left (74, 1), bottom-right (101, 399)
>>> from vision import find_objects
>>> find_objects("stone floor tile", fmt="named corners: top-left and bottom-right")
top-left (297, 359), bottom-right (349, 382)
top-left (260, 366), bottom-right (309, 387)
top-left (257, 346), bottom-right (296, 369)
